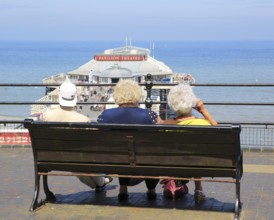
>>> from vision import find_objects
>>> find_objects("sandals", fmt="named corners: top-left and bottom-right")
top-left (161, 179), bottom-right (188, 200)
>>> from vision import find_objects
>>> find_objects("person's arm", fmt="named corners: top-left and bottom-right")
top-left (157, 116), bottom-right (177, 125)
top-left (193, 99), bottom-right (218, 125)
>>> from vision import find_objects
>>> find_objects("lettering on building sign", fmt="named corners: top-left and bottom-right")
top-left (95, 55), bottom-right (147, 61)
top-left (0, 132), bottom-right (31, 144)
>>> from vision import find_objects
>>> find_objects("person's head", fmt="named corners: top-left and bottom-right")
top-left (167, 84), bottom-right (196, 116)
top-left (58, 80), bottom-right (77, 107)
top-left (113, 79), bottom-right (142, 105)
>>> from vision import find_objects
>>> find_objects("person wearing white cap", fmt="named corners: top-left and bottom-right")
top-left (43, 79), bottom-right (113, 191)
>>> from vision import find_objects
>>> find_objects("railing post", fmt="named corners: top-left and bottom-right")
top-left (145, 74), bottom-right (153, 111)
top-left (159, 89), bottom-right (168, 120)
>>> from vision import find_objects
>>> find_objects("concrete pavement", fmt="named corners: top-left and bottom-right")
top-left (1, 148), bottom-right (274, 220)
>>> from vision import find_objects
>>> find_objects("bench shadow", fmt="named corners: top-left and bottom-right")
top-left (52, 187), bottom-right (235, 214)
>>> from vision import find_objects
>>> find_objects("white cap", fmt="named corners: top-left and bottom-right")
top-left (58, 81), bottom-right (77, 107)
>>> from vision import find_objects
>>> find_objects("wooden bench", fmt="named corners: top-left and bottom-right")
top-left (24, 119), bottom-right (243, 219)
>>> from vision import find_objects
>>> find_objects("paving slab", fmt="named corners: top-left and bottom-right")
top-left (1, 149), bottom-right (273, 220)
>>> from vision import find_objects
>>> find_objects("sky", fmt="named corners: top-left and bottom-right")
top-left (0, 0), bottom-right (274, 41)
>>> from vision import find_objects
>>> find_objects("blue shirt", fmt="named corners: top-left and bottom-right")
top-left (97, 107), bottom-right (158, 124)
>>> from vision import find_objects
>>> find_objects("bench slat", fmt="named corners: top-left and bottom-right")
top-left (37, 162), bottom-right (237, 178)
top-left (33, 139), bottom-right (238, 155)
top-left (36, 151), bottom-right (236, 167)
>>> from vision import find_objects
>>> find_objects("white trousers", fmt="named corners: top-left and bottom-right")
top-left (77, 175), bottom-right (105, 188)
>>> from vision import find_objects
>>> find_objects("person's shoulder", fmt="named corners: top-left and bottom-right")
top-left (97, 108), bottom-right (113, 122)
top-left (125, 107), bottom-right (153, 116)
top-left (98, 108), bottom-right (117, 117)
top-left (42, 107), bottom-right (60, 120)
top-left (181, 118), bottom-right (211, 126)
top-left (72, 111), bottom-right (90, 121)
top-left (132, 108), bottom-right (158, 124)
top-left (130, 107), bottom-right (150, 114)
top-left (147, 110), bottom-right (158, 124)
top-left (194, 118), bottom-right (211, 125)
top-left (45, 105), bottom-right (61, 112)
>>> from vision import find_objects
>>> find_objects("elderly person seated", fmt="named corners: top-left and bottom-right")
top-left (43, 79), bottom-right (113, 191)
top-left (97, 79), bottom-right (159, 201)
top-left (159, 83), bottom-right (218, 203)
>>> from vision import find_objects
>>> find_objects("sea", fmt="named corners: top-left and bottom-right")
top-left (0, 40), bottom-right (274, 122)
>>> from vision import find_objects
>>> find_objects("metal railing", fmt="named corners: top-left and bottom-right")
top-left (1, 77), bottom-right (274, 150)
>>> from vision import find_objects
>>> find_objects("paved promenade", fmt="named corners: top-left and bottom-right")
top-left (1, 148), bottom-right (274, 220)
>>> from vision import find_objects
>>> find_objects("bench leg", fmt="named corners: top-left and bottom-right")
top-left (43, 175), bottom-right (56, 203)
top-left (234, 180), bottom-right (242, 220)
top-left (29, 174), bottom-right (40, 212)
top-left (234, 151), bottom-right (243, 220)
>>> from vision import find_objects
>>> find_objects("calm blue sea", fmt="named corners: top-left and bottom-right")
top-left (0, 40), bottom-right (274, 122)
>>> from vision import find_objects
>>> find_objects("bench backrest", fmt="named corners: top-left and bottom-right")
top-left (24, 119), bottom-right (242, 179)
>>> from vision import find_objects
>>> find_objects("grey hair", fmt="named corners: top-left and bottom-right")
top-left (167, 84), bottom-right (197, 116)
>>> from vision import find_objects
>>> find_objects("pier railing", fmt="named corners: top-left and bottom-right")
top-left (1, 79), bottom-right (274, 151)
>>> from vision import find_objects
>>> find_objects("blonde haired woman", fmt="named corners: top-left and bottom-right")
top-left (97, 79), bottom-right (159, 201)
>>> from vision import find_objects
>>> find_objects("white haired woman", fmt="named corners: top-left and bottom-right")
top-left (160, 83), bottom-right (218, 203)
top-left (97, 79), bottom-right (159, 201)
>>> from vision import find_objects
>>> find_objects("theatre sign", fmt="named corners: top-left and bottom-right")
top-left (95, 55), bottom-right (147, 61)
